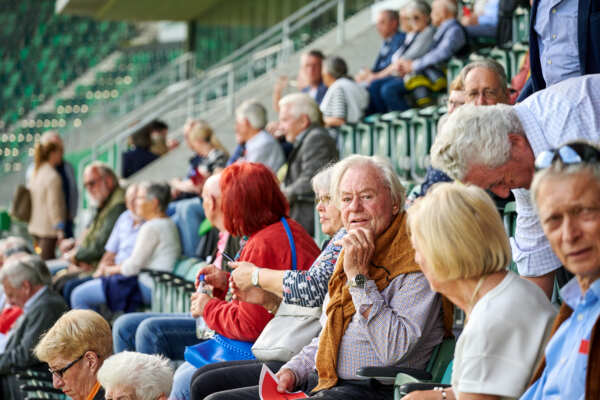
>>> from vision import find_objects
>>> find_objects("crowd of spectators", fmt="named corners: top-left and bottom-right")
top-left (4, 0), bottom-right (600, 399)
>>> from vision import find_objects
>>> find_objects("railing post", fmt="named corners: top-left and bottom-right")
top-left (227, 66), bottom-right (235, 115)
top-left (337, 0), bottom-right (345, 45)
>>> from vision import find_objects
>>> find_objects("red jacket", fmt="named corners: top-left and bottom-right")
top-left (203, 218), bottom-right (320, 341)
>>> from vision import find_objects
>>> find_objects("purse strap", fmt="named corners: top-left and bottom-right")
top-left (280, 217), bottom-right (297, 270)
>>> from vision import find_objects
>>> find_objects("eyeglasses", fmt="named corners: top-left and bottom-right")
top-left (316, 195), bottom-right (331, 205)
top-left (534, 143), bottom-right (600, 170)
top-left (49, 353), bottom-right (85, 379)
top-left (83, 178), bottom-right (101, 189)
top-left (465, 88), bottom-right (500, 102)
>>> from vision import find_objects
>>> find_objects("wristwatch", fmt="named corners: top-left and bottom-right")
top-left (348, 274), bottom-right (367, 289)
top-left (251, 267), bottom-right (261, 287)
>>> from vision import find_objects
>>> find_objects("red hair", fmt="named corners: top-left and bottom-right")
top-left (221, 162), bottom-right (289, 237)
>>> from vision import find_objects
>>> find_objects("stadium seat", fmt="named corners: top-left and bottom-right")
top-left (390, 109), bottom-right (416, 180)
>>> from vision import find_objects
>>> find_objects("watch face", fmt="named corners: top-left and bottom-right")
top-left (354, 274), bottom-right (366, 288)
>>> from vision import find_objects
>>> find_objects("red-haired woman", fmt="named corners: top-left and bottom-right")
top-left (112, 162), bottom-right (320, 400)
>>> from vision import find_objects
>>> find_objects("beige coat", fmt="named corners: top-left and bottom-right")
top-left (28, 163), bottom-right (66, 238)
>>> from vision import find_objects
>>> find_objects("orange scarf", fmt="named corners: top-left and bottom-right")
top-left (85, 381), bottom-right (101, 400)
top-left (313, 212), bottom-right (422, 392)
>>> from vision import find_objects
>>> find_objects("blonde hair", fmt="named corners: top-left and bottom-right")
top-left (407, 182), bottom-right (511, 281)
top-left (34, 310), bottom-right (113, 362)
top-left (33, 141), bottom-right (61, 172)
top-left (187, 120), bottom-right (229, 157)
top-left (449, 74), bottom-right (463, 91)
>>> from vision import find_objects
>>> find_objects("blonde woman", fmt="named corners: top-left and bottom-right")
top-left (405, 182), bottom-right (556, 400)
top-left (34, 310), bottom-right (113, 400)
top-left (28, 140), bottom-right (66, 259)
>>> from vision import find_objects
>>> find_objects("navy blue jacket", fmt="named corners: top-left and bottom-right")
top-left (121, 147), bottom-right (158, 178)
top-left (519, 0), bottom-right (600, 100)
top-left (372, 31), bottom-right (406, 72)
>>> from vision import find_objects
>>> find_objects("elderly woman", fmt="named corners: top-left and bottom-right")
top-left (521, 142), bottom-right (600, 400)
top-left (98, 352), bottom-right (173, 400)
top-left (404, 182), bottom-right (556, 400)
top-left (71, 182), bottom-right (181, 310)
top-left (28, 139), bottom-right (67, 259)
top-left (190, 155), bottom-right (445, 400)
top-left (229, 164), bottom-right (344, 308)
top-left (34, 309), bottom-right (112, 400)
top-left (319, 56), bottom-right (369, 127)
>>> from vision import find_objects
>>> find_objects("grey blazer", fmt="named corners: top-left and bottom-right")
top-left (282, 124), bottom-right (338, 236)
top-left (0, 288), bottom-right (68, 375)
top-left (402, 25), bottom-right (436, 61)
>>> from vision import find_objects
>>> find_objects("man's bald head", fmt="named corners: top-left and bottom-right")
top-left (202, 174), bottom-right (224, 231)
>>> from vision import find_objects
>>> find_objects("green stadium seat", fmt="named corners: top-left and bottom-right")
top-left (513, 7), bottom-right (530, 44)
top-left (410, 106), bottom-right (437, 181)
top-left (390, 109), bottom-right (416, 180)
top-left (337, 123), bottom-right (356, 159)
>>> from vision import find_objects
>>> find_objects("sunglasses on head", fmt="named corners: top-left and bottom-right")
top-left (534, 143), bottom-right (600, 171)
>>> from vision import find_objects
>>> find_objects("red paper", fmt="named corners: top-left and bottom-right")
top-left (259, 364), bottom-right (308, 400)
top-left (579, 339), bottom-right (590, 355)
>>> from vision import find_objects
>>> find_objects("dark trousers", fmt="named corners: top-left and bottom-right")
top-left (33, 236), bottom-right (57, 260)
top-left (191, 360), bottom-right (394, 400)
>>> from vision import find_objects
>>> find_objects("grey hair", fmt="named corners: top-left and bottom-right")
top-left (236, 99), bottom-right (267, 130)
top-left (323, 56), bottom-right (348, 80)
top-left (330, 155), bottom-right (405, 208)
top-left (380, 9), bottom-right (400, 23)
top-left (531, 151), bottom-right (600, 211)
top-left (97, 352), bottom-right (173, 400)
top-left (311, 164), bottom-right (335, 195)
top-left (141, 182), bottom-right (171, 212)
top-left (406, 0), bottom-right (431, 17)
top-left (1, 236), bottom-right (31, 257)
top-left (460, 58), bottom-right (509, 93)
top-left (0, 255), bottom-right (50, 287)
top-left (279, 93), bottom-right (322, 124)
top-left (435, 0), bottom-right (457, 15)
top-left (86, 161), bottom-right (118, 186)
top-left (431, 103), bottom-right (524, 180)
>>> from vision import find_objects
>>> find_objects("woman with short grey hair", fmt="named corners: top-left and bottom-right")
top-left (98, 352), bottom-right (173, 400)
top-left (320, 56), bottom-right (369, 127)
top-left (70, 181), bottom-right (181, 311)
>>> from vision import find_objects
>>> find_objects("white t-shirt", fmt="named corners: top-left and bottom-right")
top-left (452, 272), bottom-right (556, 399)
top-left (120, 217), bottom-right (181, 289)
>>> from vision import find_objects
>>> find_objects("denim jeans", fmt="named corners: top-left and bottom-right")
top-left (71, 278), bottom-right (152, 311)
top-left (168, 197), bottom-right (205, 257)
top-left (171, 361), bottom-right (197, 400)
top-left (112, 312), bottom-right (198, 360)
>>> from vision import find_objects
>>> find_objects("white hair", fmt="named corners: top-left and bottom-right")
top-left (236, 99), bottom-right (267, 130)
top-left (0, 255), bottom-right (50, 287)
top-left (430, 103), bottom-right (524, 180)
top-left (97, 352), bottom-right (173, 400)
top-left (330, 155), bottom-right (405, 207)
top-left (279, 93), bottom-right (322, 125)
top-left (311, 164), bottom-right (335, 194)
top-left (435, 0), bottom-right (457, 15)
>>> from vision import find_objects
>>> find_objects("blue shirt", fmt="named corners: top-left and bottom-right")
top-left (412, 19), bottom-right (466, 72)
top-left (510, 74), bottom-right (600, 277)
top-left (521, 278), bottom-right (600, 400)
top-left (534, 0), bottom-right (580, 86)
top-left (104, 210), bottom-right (143, 264)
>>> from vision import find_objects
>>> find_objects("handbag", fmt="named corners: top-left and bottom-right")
top-left (184, 333), bottom-right (255, 368)
top-left (251, 218), bottom-right (322, 361)
top-left (10, 184), bottom-right (31, 222)
top-left (183, 217), bottom-right (299, 367)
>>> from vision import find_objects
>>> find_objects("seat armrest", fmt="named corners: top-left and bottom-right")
top-left (398, 382), bottom-right (451, 395)
top-left (356, 366), bottom-right (432, 381)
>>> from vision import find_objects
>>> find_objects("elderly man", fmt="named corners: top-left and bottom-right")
top-left (192, 155), bottom-right (445, 400)
top-left (98, 352), bottom-right (173, 400)
top-left (417, 59), bottom-right (509, 199)
top-left (0, 255), bottom-right (68, 399)
top-left (383, 0), bottom-right (467, 112)
top-left (278, 93), bottom-right (338, 236)
top-left (235, 99), bottom-right (285, 173)
top-left (356, 10), bottom-right (406, 85)
top-left (57, 162), bottom-right (126, 302)
top-left (431, 74), bottom-right (600, 298)
top-left (523, 142), bottom-right (600, 399)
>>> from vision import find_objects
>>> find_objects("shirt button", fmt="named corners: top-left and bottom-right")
top-left (552, 34), bottom-right (557, 39)
top-left (578, 314), bottom-right (584, 321)
top-left (552, 8), bottom-right (557, 13)
top-left (547, 59), bottom-right (552, 65)
top-left (561, 357), bottom-right (566, 364)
